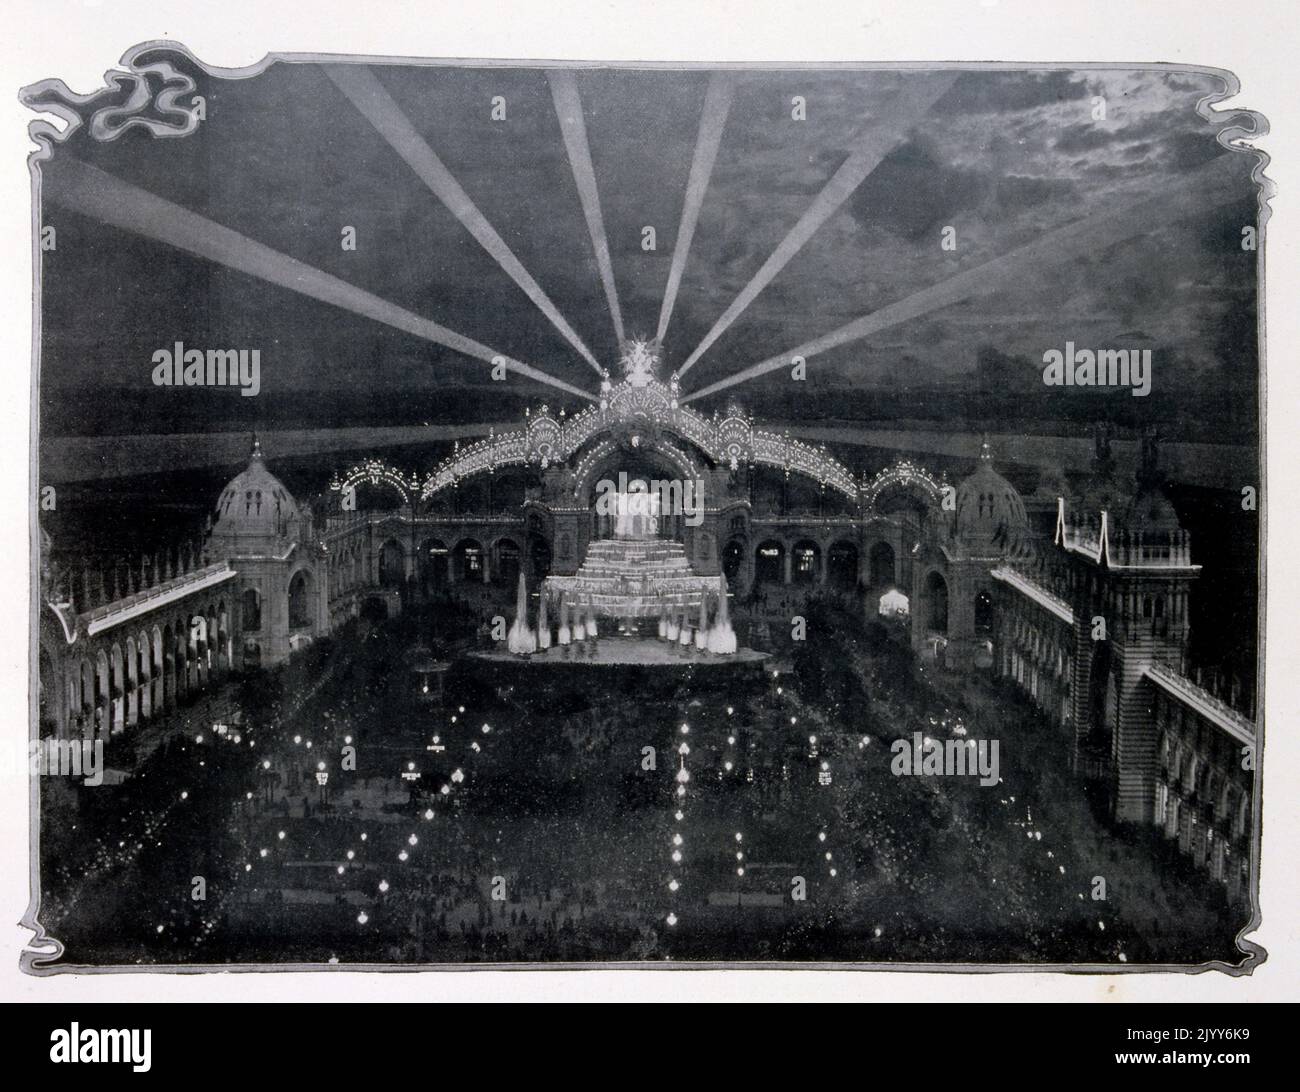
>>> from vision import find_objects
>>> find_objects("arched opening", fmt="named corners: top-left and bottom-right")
top-left (187, 614), bottom-right (202, 691)
top-left (722, 537), bottom-right (746, 584)
top-left (187, 615), bottom-right (204, 691)
top-left (110, 643), bottom-right (126, 734)
top-left (827, 541), bottom-right (859, 589)
top-left (454, 539), bottom-right (484, 583)
top-left (174, 624), bottom-right (190, 701)
top-left (125, 636), bottom-right (139, 728)
top-left (137, 630), bottom-right (152, 721)
top-left (288, 570), bottom-right (314, 631)
top-left (421, 538), bottom-right (449, 594)
top-left (162, 624), bottom-right (175, 707)
top-left (208, 609), bottom-right (219, 677)
top-left (378, 539), bottom-right (405, 589)
top-left (868, 541), bottom-right (896, 588)
top-left (242, 588), bottom-right (262, 632)
top-left (494, 539), bottom-right (521, 588)
top-left (95, 649), bottom-right (110, 737)
top-left (79, 658), bottom-right (94, 735)
top-left (754, 541), bottom-right (784, 586)
top-left (922, 571), bottom-right (949, 634)
top-left (151, 627), bottom-right (164, 712)
top-left (585, 453), bottom-right (692, 542)
top-left (792, 540), bottom-right (820, 586)
top-left (1088, 641), bottom-right (1116, 755)
top-left (528, 534), bottom-right (552, 584)
top-left (878, 588), bottom-right (910, 618)
top-left (216, 603), bottom-right (230, 673)
top-left (974, 590), bottom-right (994, 635)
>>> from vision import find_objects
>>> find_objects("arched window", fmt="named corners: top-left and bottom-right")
top-left (288, 571), bottom-right (313, 630)
top-left (242, 588), bottom-right (261, 631)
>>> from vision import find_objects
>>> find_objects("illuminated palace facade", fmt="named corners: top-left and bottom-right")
top-left (37, 368), bottom-right (1255, 901)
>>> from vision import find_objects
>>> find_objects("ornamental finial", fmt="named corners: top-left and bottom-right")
top-left (618, 337), bottom-right (661, 387)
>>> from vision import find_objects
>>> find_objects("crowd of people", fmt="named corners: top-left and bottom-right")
top-left (40, 586), bottom-right (1245, 967)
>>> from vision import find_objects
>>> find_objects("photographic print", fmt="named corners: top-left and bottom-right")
top-left (21, 45), bottom-right (1267, 973)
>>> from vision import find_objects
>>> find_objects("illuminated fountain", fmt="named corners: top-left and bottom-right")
top-left (708, 573), bottom-right (738, 654)
top-left (506, 572), bottom-right (537, 655)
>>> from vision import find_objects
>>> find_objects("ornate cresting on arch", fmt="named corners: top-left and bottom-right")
top-left (407, 373), bottom-right (860, 503)
top-left (420, 426), bottom-right (531, 501)
top-left (861, 459), bottom-right (945, 510)
top-left (332, 458), bottom-right (419, 506)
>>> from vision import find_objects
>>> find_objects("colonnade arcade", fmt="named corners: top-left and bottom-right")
top-left (39, 590), bottom-right (234, 741)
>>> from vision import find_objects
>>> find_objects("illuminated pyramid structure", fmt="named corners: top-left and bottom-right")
top-left (545, 538), bottom-right (720, 620)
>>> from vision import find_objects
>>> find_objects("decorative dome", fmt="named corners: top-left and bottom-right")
top-left (211, 438), bottom-right (301, 543)
top-left (1124, 485), bottom-right (1181, 535)
top-left (1123, 429), bottom-right (1180, 535)
top-left (953, 442), bottom-right (1028, 555)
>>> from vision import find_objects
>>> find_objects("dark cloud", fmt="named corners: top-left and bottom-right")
top-left (1053, 124), bottom-right (1121, 154)
top-left (994, 174), bottom-right (1077, 212)
top-left (847, 139), bottom-right (985, 241)
top-left (940, 70), bottom-right (1091, 115)
top-left (1162, 130), bottom-right (1225, 169)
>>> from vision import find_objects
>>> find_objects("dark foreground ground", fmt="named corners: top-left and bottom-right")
top-left (37, 594), bottom-right (1251, 967)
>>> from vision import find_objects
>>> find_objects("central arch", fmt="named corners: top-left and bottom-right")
top-left (579, 443), bottom-right (700, 544)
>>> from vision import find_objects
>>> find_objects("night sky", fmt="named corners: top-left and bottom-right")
top-left (32, 53), bottom-right (1262, 477)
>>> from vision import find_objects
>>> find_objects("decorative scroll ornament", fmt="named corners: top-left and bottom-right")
top-left (333, 458), bottom-right (414, 505)
top-left (22, 44), bottom-right (203, 163)
top-left (861, 460), bottom-right (945, 509)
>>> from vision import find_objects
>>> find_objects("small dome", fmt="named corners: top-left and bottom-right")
top-left (1125, 486), bottom-right (1181, 535)
top-left (954, 446), bottom-right (1028, 555)
top-left (211, 440), bottom-right (300, 542)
